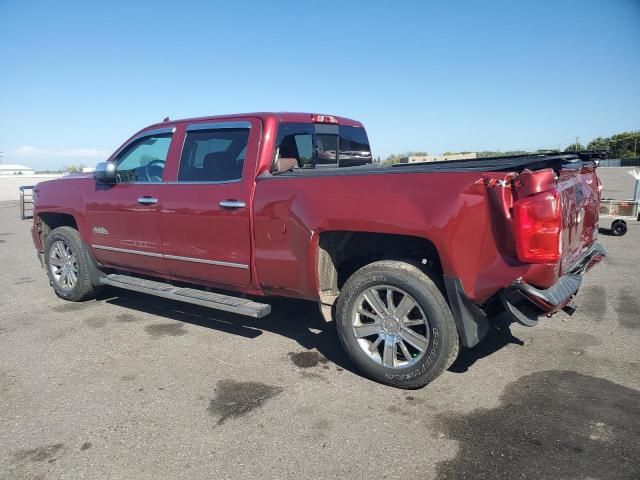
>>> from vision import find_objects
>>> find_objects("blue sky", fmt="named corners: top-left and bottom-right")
top-left (1, 0), bottom-right (639, 170)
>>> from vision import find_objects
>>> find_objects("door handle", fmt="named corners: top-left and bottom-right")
top-left (137, 196), bottom-right (158, 205)
top-left (219, 200), bottom-right (246, 209)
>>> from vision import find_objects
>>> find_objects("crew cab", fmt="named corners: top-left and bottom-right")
top-left (30, 112), bottom-right (605, 388)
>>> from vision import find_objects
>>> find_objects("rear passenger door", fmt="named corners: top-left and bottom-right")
top-left (160, 119), bottom-right (260, 289)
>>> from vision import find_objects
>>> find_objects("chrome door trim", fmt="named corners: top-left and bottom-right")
top-left (129, 127), bottom-right (176, 144)
top-left (91, 244), bottom-right (249, 269)
top-left (111, 127), bottom-right (176, 160)
top-left (219, 200), bottom-right (246, 209)
top-left (186, 121), bottom-right (251, 132)
top-left (92, 244), bottom-right (163, 258)
top-left (137, 197), bottom-right (158, 204)
top-left (163, 254), bottom-right (249, 269)
top-left (112, 179), bottom-right (243, 185)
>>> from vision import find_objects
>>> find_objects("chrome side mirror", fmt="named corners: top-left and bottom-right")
top-left (93, 162), bottom-right (116, 184)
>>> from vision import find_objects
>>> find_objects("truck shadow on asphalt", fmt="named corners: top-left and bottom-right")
top-left (435, 370), bottom-right (640, 480)
top-left (98, 288), bottom-right (357, 373)
top-left (448, 325), bottom-right (524, 373)
top-left (96, 287), bottom-right (525, 378)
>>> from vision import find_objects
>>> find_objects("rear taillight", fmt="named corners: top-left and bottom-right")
top-left (513, 190), bottom-right (561, 263)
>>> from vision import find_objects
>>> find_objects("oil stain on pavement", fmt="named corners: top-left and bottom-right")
top-left (435, 370), bottom-right (640, 480)
top-left (616, 291), bottom-right (640, 329)
top-left (13, 443), bottom-right (64, 463)
top-left (208, 379), bottom-right (283, 425)
top-left (116, 313), bottom-right (140, 323)
top-left (579, 285), bottom-right (607, 321)
top-left (144, 322), bottom-right (187, 338)
top-left (288, 351), bottom-right (329, 368)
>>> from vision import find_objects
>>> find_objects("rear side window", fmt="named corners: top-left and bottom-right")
top-left (274, 122), bottom-right (371, 169)
top-left (275, 123), bottom-right (314, 168)
top-left (178, 126), bottom-right (250, 182)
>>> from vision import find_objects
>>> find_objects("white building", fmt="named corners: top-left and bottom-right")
top-left (0, 163), bottom-right (35, 175)
top-left (401, 152), bottom-right (477, 164)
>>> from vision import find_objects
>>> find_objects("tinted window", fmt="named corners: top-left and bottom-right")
top-left (274, 123), bottom-right (314, 168)
top-left (178, 128), bottom-right (249, 182)
top-left (115, 134), bottom-right (172, 183)
top-left (316, 133), bottom-right (337, 165)
top-left (339, 126), bottom-right (371, 164)
top-left (274, 122), bottom-right (372, 170)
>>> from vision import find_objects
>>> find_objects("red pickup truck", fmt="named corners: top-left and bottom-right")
top-left (31, 112), bottom-right (605, 388)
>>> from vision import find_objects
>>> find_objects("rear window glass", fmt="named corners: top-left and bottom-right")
top-left (339, 126), bottom-right (371, 163)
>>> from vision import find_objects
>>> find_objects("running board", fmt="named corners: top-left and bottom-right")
top-left (100, 274), bottom-right (271, 318)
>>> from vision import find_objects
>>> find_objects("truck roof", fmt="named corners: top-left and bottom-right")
top-left (146, 112), bottom-right (364, 130)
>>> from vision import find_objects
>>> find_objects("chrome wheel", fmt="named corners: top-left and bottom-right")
top-left (49, 240), bottom-right (78, 291)
top-left (351, 285), bottom-right (430, 368)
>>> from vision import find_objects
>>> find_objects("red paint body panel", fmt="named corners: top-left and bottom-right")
top-left (31, 112), bottom-right (603, 312)
top-left (253, 171), bottom-right (550, 302)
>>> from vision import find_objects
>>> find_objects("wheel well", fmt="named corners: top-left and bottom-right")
top-left (38, 212), bottom-right (78, 246)
top-left (317, 231), bottom-right (442, 305)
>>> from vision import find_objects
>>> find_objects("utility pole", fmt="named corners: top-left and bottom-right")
top-left (575, 136), bottom-right (580, 152)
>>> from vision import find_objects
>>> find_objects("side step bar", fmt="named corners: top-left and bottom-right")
top-left (100, 274), bottom-right (271, 318)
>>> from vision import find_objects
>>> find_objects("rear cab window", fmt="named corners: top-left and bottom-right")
top-left (274, 122), bottom-right (371, 170)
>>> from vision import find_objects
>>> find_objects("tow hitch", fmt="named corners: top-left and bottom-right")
top-left (562, 302), bottom-right (577, 316)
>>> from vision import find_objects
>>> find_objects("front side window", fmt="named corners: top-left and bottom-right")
top-left (178, 127), bottom-right (250, 182)
top-left (115, 134), bottom-right (172, 183)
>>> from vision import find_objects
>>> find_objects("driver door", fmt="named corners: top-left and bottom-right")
top-left (85, 128), bottom-right (174, 274)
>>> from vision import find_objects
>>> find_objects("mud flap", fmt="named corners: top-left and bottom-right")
top-left (444, 275), bottom-right (490, 348)
top-left (82, 242), bottom-right (105, 287)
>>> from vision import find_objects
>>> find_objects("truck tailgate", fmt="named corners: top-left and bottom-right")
top-left (557, 163), bottom-right (600, 274)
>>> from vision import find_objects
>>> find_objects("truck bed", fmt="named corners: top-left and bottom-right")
top-left (270, 153), bottom-right (597, 177)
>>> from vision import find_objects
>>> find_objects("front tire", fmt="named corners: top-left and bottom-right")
top-left (44, 226), bottom-right (99, 302)
top-left (335, 260), bottom-right (459, 389)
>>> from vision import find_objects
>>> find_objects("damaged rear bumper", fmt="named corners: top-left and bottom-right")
top-left (500, 243), bottom-right (606, 327)
top-left (445, 243), bottom-right (606, 348)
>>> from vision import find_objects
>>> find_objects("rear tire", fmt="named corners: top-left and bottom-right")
top-left (611, 220), bottom-right (627, 236)
top-left (44, 226), bottom-right (99, 302)
top-left (335, 260), bottom-right (459, 389)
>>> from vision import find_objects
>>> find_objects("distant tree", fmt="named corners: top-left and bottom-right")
top-left (442, 151), bottom-right (474, 156)
top-left (477, 151), bottom-right (528, 158)
top-left (382, 153), bottom-right (406, 165)
top-left (608, 131), bottom-right (639, 158)
top-left (583, 131), bottom-right (639, 158)
top-left (564, 142), bottom-right (585, 153)
top-left (586, 136), bottom-right (610, 153)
